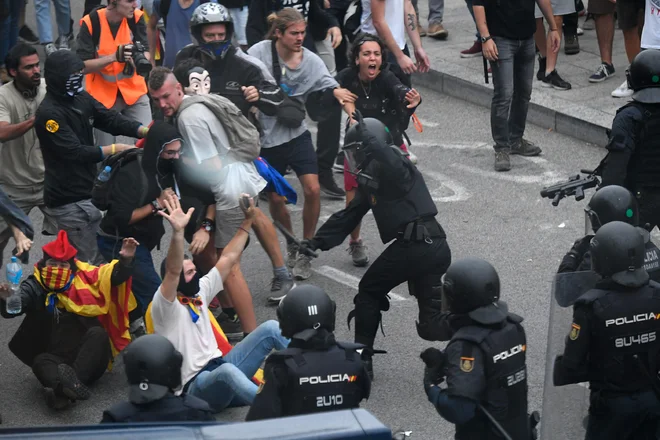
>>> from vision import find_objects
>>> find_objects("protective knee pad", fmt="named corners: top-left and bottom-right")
top-left (416, 294), bottom-right (445, 342)
top-left (349, 292), bottom-right (385, 348)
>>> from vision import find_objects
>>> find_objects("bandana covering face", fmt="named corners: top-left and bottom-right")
top-left (65, 72), bottom-right (84, 96)
top-left (201, 41), bottom-right (231, 58)
top-left (39, 266), bottom-right (74, 292)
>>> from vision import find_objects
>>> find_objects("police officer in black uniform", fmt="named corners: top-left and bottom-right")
top-left (559, 185), bottom-right (660, 282)
top-left (245, 285), bottom-right (370, 421)
top-left (101, 334), bottom-right (214, 423)
top-left (554, 221), bottom-right (660, 439)
top-left (421, 258), bottom-right (531, 440)
top-left (300, 112), bottom-right (450, 378)
top-left (599, 49), bottom-right (660, 231)
top-left (174, 3), bottom-right (283, 122)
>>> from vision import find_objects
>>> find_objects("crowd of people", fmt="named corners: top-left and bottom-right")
top-left (2, 0), bottom-right (660, 438)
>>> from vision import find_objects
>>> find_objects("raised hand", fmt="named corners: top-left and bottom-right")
top-left (158, 193), bottom-right (194, 232)
top-left (119, 237), bottom-right (140, 259)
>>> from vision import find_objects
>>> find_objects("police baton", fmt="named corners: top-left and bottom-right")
top-left (477, 404), bottom-right (513, 440)
top-left (633, 354), bottom-right (660, 401)
top-left (272, 220), bottom-right (319, 258)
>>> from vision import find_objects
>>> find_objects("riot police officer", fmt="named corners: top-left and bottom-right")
top-left (553, 221), bottom-right (660, 439)
top-left (421, 258), bottom-right (532, 440)
top-left (245, 285), bottom-right (370, 421)
top-left (599, 49), bottom-right (660, 231)
top-left (559, 185), bottom-right (660, 282)
top-left (299, 111), bottom-right (451, 379)
top-left (101, 334), bottom-right (214, 423)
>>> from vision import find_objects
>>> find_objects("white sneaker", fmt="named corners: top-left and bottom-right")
top-left (577, 27), bottom-right (584, 36)
top-left (611, 80), bottom-right (633, 98)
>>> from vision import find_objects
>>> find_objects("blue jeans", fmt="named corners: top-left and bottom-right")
top-left (34, 0), bottom-right (70, 44)
top-left (96, 234), bottom-right (161, 314)
top-left (187, 320), bottom-right (289, 412)
top-left (465, 0), bottom-right (480, 40)
top-left (490, 37), bottom-right (535, 151)
top-left (0, 0), bottom-right (21, 71)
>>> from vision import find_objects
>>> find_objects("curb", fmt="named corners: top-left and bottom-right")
top-left (413, 67), bottom-right (610, 148)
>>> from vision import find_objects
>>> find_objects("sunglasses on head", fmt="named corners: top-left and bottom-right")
top-left (178, 296), bottom-right (203, 307)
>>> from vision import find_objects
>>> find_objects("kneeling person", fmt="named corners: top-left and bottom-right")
top-left (102, 334), bottom-right (214, 422)
top-left (151, 194), bottom-right (289, 412)
top-left (246, 285), bottom-right (371, 421)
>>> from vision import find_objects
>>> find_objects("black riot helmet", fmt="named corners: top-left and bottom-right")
top-left (343, 118), bottom-right (393, 174)
top-left (626, 49), bottom-right (660, 104)
top-left (442, 258), bottom-right (508, 325)
top-left (585, 185), bottom-right (639, 232)
top-left (277, 285), bottom-right (336, 340)
top-left (590, 221), bottom-right (649, 287)
top-left (123, 334), bottom-right (184, 404)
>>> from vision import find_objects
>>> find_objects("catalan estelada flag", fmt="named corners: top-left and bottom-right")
top-left (36, 259), bottom-right (137, 359)
top-left (145, 301), bottom-right (264, 385)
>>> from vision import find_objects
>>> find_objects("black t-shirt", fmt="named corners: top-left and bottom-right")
top-left (76, 15), bottom-right (149, 61)
top-left (472, 0), bottom-right (536, 40)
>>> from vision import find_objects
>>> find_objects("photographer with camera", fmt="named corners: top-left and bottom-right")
top-left (76, 0), bottom-right (153, 146)
top-left (421, 258), bottom-right (535, 440)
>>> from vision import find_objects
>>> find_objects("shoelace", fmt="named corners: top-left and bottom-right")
top-left (347, 241), bottom-right (367, 255)
top-left (594, 64), bottom-right (609, 77)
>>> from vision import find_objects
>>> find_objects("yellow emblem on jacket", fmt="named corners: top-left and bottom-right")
top-left (45, 120), bottom-right (59, 133)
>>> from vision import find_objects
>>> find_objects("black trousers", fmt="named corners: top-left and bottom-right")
top-left (563, 0), bottom-right (584, 36)
top-left (353, 236), bottom-right (451, 348)
top-left (316, 106), bottom-right (343, 176)
top-left (637, 189), bottom-right (660, 232)
top-left (586, 390), bottom-right (660, 440)
top-left (32, 326), bottom-right (110, 390)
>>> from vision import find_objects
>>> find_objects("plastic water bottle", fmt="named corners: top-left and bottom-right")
top-left (5, 256), bottom-right (22, 315)
top-left (97, 166), bottom-right (112, 183)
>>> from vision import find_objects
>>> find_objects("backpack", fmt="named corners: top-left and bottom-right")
top-left (383, 63), bottom-right (413, 132)
top-left (270, 41), bottom-right (307, 128)
top-left (88, 7), bottom-right (141, 50)
top-left (92, 149), bottom-right (147, 211)
top-left (177, 94), bottom-right (262, 162)
top-left (344, 0), bottom-right (363, 43)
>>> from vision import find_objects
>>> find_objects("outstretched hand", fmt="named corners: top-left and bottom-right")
top-left (158, 193), bottom-right (194, 232)
top-left (119, 237), bottom-right (140, 259)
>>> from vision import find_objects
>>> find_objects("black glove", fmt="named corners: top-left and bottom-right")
top-left (298, 239), bottom-right (319, 258)
top-left (420, 347), bottom-right (447, 393)
top-left (351, 109), bottom-right (381, 153)
top-left (572, 235), bottom-right (594, 259)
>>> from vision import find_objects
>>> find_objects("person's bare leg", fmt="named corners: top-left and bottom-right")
top-left (216, 252), bottom-right (257, 333)
top-left (622, 27), bottom-right (641, 63)
top-left (545, 16), bottom-right (564, 73)
top-left (251, 207), bottom-right (285, 268)
top-left (267, 192), bottom-right (293, 235)
top-left (299, 174), bottom-right (321, 239)
top-left (346, 189), bottom-right (362, 241)
top-left (534, 18), bottom-right (548, 58)
top-left (594, 13), bottom-right (614, 64)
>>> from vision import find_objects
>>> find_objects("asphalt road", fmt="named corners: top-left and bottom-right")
top-left (3, 3), bottom-right (617, 437)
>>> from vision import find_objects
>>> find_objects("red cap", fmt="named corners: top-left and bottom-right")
top-left (42, 230), bottom-right (78, 261)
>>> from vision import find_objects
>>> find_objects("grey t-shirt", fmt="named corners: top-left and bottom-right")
top-left (247, 40), bottom-right (338, 149)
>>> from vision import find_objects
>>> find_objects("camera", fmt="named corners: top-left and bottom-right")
top-left (122, 42), bottom-right (152, 78)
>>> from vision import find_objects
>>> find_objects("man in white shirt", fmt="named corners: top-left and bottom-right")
top-left (151, 193), bottom-right (289, 412)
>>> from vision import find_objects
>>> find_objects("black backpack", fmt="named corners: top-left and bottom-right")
top-left (92, 149), bottom-right (147, 211)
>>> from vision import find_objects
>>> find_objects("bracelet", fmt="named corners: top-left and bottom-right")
top-left (238, 226), bottom-right (250, 235)
top-left (111, 143), bottom-right (116, 155)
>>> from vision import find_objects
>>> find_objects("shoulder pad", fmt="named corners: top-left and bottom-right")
top-left (335, 341), bottom-right (367, 352)
top-left (615, 101), bottom-right (645, 117)
top-left (450, 325), bottom-right (491, 345)
top-left (574, 289), bottom-right (607, 305)
top-left (507, 312), bottom-right (524, 324)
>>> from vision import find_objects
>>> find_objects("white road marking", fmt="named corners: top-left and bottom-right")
top-left (411, 142), bottom-right (490, 150)
top-left (416, 118), bottom-right (439, 128)
top-left (422, 170), bottom-right (472, 203)
top-left (313, 265), bottom-right (408, 301)
top-left (452, 163), bottom-right (565, 185)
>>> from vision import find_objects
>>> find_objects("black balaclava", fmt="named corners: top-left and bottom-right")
top-left (142, 121), bottom-right (183, 196)
top-left (44, 51), bottom-right (85, 99)
top-left (160, 257), bottom-right (200, 298)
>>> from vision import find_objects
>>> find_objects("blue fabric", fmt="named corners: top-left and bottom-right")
top-left (427, 386), bottom-right (477, 425)
top-left (159, 0), bottom-right (201, 68)
top-left (253, 157), bottom-right (297, 205)
top-left (0, 0), bottom-right (20, 76)
top-left (97, 235), bottom-right (162, 314)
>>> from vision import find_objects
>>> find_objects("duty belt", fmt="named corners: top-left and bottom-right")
top-left (398, 217), bottom-right (442, 243)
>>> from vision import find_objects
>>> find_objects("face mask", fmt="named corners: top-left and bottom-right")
top-left (40, 266), bottom-right (73, 292)
top-left (184, 69), bottom-right (211, 96)
top-left (65, 72), bottom-right (84, 97)
top-left (178, 272), bottom-right (201, 297)
top-left (201, 41), bottom-right (231, 58)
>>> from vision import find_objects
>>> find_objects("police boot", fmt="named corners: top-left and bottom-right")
top-left (348, 292), bottom-right (389, 380)
top-left (360, 349), bottom-right (374, 381)
top-left (411, 279), bottom-right (446, 341)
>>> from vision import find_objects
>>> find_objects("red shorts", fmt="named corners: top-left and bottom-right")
top-left (344, 144), bottom-right (408, 191)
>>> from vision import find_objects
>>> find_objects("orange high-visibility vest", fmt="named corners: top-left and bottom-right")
top-left (80, 8), bottom-right (148, 109)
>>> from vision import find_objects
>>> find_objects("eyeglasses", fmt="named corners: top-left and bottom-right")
top-left (178, 296), bottom-right (203, 307)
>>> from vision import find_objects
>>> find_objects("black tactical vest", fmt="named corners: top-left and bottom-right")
top-left (623, 103), bottom-right (660, 188)
top-left (575, 284), bottom-right (660, 392)
top-left (102, 394), bottom-right (213, 423)
top-left (366, 160), bottom-right (438, 243)
top-left (271, 342), bottom-right (369, 416)
top-left (449, 315), bottom-right (529, 440)
top-left (645, 240), bottom-right (660, 283)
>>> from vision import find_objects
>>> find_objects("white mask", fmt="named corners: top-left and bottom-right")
top-left (184, 69), bottom-right (211, 96)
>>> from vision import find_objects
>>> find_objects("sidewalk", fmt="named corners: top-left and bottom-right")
top-left (411, 0), bottom-right (633, 146)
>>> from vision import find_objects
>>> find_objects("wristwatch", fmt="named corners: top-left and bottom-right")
top-left (200, 218), bottom-right (215, 233)
top-left (480, 36), bottom-right (492, 43)
top-left (150, 200), bottom-right (161, 214)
